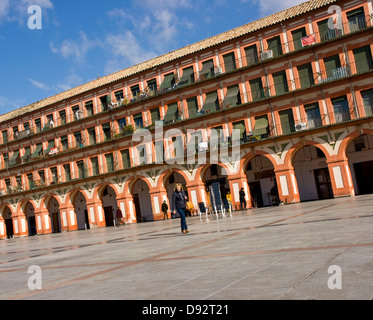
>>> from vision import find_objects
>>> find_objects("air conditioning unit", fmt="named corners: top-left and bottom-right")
top-left (295, 122), bottom-right (308, 132)
top-left (0, 190), bottom-right (6, 196)
top-left (260, 50), bottom-right (273, 61)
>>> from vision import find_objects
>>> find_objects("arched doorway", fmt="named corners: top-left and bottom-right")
top-left (202, 164), bottom-right (230, 207)
top-left (47, 197), bottom-right (61, 233)
top-left (165, 172), bottom-right (189, 218)
top-left (99, 186), bottom-right (118, 227)
top-left (3, 207), bottom-right (13, 239)
top-left (73, 191), bottom-right (90, 230)
top-left (131, 179), bottom-right (153, 223)
top-left (346, 134), bottom-right (373, 195)
top-left (24, 202), bottom-right (37, 236)
top-left (292, 145), bottom-right (333, 201)
top-left (245, 155), bottom-right (278, 207)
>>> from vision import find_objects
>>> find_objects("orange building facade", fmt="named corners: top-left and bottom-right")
top-left (1, 0), bottom-right (373, 239)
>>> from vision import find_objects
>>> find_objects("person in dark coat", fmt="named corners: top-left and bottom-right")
top-left (161, 200), bottom-right (169, 219)
top-left (171, 183), bottom-right (189, 234)
top-left (239, 187), bottom-right (247, 210)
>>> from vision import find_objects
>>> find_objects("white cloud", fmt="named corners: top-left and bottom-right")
top-left (50, 31), bottom-right (102, 62)
top-left (0, 0), bottom-right (10, 19)
top-left (104, 31), bottom-right (157, 75)
top-left (55, 70), bottom-right (84, 92)
top-left (243, 0), bottom-right (307, 16)
top-left (29, 78), bottom-right (50, 90)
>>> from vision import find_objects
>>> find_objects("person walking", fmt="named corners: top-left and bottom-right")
top-left (239, 187), bottom-right (247, 210)
top-left (116, 207), bottom-right (125, 227)
top-left (171, 183), bottom-right (189, 234)
top-left (162, 200), bottom-right (169, 220)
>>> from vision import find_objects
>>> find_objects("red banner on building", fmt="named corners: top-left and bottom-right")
top-left (301, 34), bottom-right (316, 47)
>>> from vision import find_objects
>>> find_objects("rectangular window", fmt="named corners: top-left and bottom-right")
top-left (199, 59), bottom-right (214, 80)
top-left (232, 121), bottom-right (247, 144)
top-left (279, 109), bottom-right (295, 135)
top-left (31, 143), bottom-right (43, 159)
top-left (105, 153), bottom-right (115, 173)
top-left (297, 63), bottom-right (315, 89)
top-left (77, 161), bottom-right (86, 179)
top-left (267, 36), bottom-right (283, 58)
top-left (44, 139), bottom-right (55, 155)
top-left (150, 108), bottom-right (160, 125)
top-left (100, 95), bottom-right (109, 112)
top-left (332, 96), bottom-right (351, 123)
top-left (187, 97), bottom-right (199, 118)
top-left (318, 18), bottom-right (338, 42)
top-left (224, 85), bottom-right (241, 107)
top-left (74, 132), bottom-right (83, 147)
top-left (273, 71), bottom-right (289, 95)
top-left (131, 85), bottom-right (140, 100)
top-left (22, 146), bottom-right (31, 163)
top-left (61, 135), bottom-right (68, 151)
top-left (2, 130), bottom-right (8, 144)
top-left (160, 73), bottom-right (176, 91)
top-left (361, 89), bottom-right (373, 117)
top-left (304, 103), bottom-right (322, 129)
top-left (347, 7), bottom-right (366, 33)
top-left (114, 90), bottom-right (124, 102)
top-left (203, 91), bottom-right (219, 113)
top-left (85, 101), bottom-right (94, 117)
top-left (252, 115), bottom-right (269, 138)
top-left (147, 79), bottom-right (158, 94)
top-left (59, 110), bottom-right (66, 125)
top-left (91, 157), bottom-right (99, 176)
top-left (27, 173), bottom-right (34, 190)
top-left (223, 52), bottom-right (236, 73)
top-left (133, 113), bottom-right (144, 129)
top-left (88, 127), bottom-right (96, 145)
top-left (34, 118), bottom-right (41, 133)
top-left (38, 170), bottom-right (45, 184)
top-left (102, 123), bottom-right (112, 141)
top-left (250, 78), bottom-right (265, 101)
top-left (72, 105), bottom-right (81, 120)
top-left (179, 66), bottom-right (195, 87)
top-left (324, 55), bottom-right (341, 78)
top-left (353, 45), bottom-right (373, 74)
top-left (164, 103), bottom-right (180, 124)
top-left (292, 27), bottom-right (307, 51)
top-left (50, 167), bottom-right (58, 184)
top-left (64, 164), bottom-right (71, 182)
top-left (3, 153), bottom-right (8, 169)
top-left (121, 150), bottom-right (131, 170)
top-left (245, 44), bottom-right (259, 66)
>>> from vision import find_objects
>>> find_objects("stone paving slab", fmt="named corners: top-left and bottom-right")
top-left (1, 195), bottom-right (373, 300)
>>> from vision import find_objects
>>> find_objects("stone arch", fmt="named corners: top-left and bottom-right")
top-left (284, 140), bottom-right (332, 169)
top-left (95, 183), bottom-right (120, 227)
top-left (337, 129), bottom-right (373, 159)
top-left (128, 177), bottom-right (153, 223)
top-left (158, 167), bottom-right (191, 190)
top-left (240, 150), bottom-right (279, 175)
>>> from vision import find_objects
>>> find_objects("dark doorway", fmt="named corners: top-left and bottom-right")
top-left (51, 212), bottom-right (61, 233)
top-left (354, 161), bottom-right (373, 195)
top-left (5, 219), bottom-right (14, 238)
top-left (314, 168), bottom-right (334, 200)
top-left (28, 217), bottom-right (37, 236)
top-left (133, 195), bottom-right (142, 223)
top-left (249, 181), bottom-right (264, 208)
top-left (84, 210), bottom-right (90, 230)
top-left (104, 206), bottom-right (114, 227)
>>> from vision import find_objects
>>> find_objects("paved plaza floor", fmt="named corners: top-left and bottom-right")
top-left (1, 195), bottom-right (373, 301)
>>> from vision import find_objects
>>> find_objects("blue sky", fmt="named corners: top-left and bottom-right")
top-left (0, 0), bottom-right (305, 115)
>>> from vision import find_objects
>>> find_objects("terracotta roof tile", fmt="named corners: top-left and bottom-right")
top-left (0, 0), bottom-right (339, 123)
